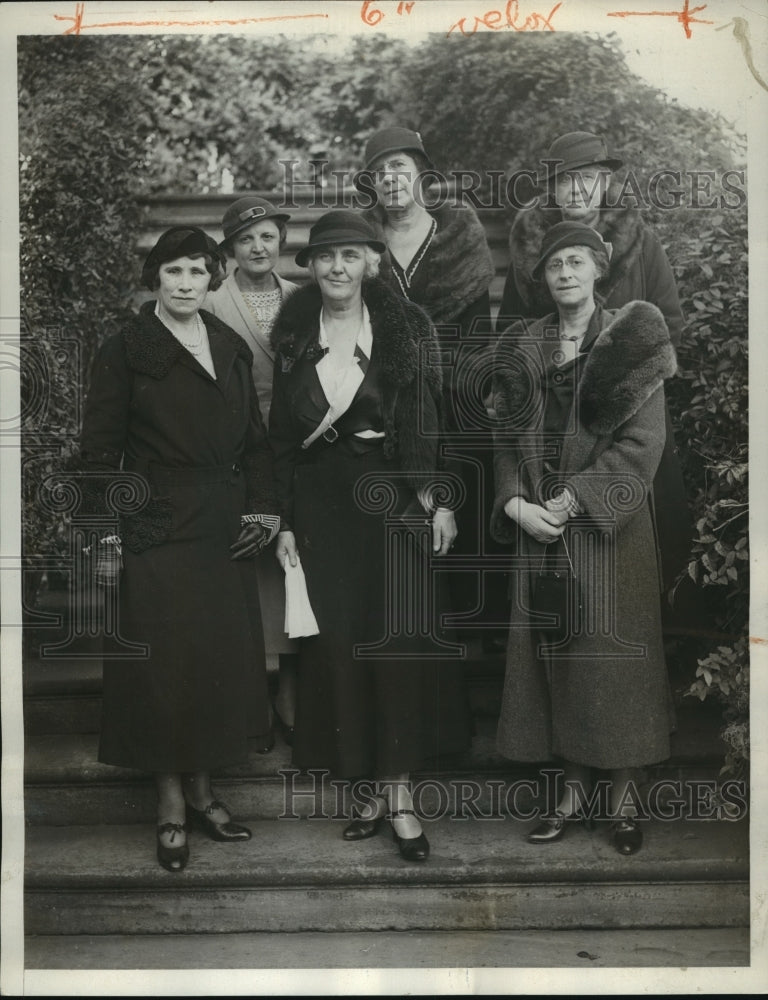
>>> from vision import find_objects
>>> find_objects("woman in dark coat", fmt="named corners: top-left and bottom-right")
top-left (359, 125), bottom-right (503, 637)
top-left (79, 227), bottom-right (279, 872)
top-left (205, 195), bottom-right (301, 747)
top-left (498, 131), bottom-right (688, 593)
top-left (269, 211), bottom-right (470, 862)
top-left (492, 221), bottom-right (677, 854)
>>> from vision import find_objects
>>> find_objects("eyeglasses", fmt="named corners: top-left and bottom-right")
top-left (544, 254), bottom-right (590, 274)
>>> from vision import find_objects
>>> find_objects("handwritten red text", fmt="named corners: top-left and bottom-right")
top-left (56, 1), bottom-right (328, 36)
top-left (447, 0), bottom-right (562, 36)
top-left (361, 1), bottom-right (416, 27)
top-left (607, 0), bottom-right (712, 40)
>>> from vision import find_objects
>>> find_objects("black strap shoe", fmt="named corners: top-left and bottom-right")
top-left (156, 822), bottom-right (189, 872)
top-left (186, 800), bottom-right (251, 842)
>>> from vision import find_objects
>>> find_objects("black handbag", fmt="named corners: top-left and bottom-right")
top-left (531, 535), bottom-right (579, 643)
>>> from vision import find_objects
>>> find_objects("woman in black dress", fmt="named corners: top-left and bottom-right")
top-left (79, 227), bottom-right (278, 872)
top-left (269, 211), bottom-right (471, 862)
top-left (358, 125), bottom-right (502, 643)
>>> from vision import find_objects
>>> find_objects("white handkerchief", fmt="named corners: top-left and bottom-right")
top-left (284, 557), bottom-right (319, 638)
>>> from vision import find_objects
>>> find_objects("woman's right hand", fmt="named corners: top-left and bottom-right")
top-left (504, 497), bottom-right (566, 544)
top-left (275, 530), bottom-right (298, 569)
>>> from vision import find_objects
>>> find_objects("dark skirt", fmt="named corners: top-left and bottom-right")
top-left (291, 441), bottom-right (471, 778)
top-left (98, 465), bottom-right (270, 773)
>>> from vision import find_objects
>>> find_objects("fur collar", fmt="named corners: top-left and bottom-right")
top-left (123, 300), bottom-right (252, 378)
top-left (495, 301), bottom-right (676, 436)
top-left (364, 202), bottom-right (494, 324)
top-left (270, 276), bottom-right (441, 396)
top-left (508, 179), bottom-right (649, 315)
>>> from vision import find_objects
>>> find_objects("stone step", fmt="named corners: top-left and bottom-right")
top-left (24, 704), bottom-right (730, 826)
top-left (22, 726), bottom-right (532, 824)
top-left (24, 816), bottom-right (749, 935)
top-left (24, 926), bottom-right (751, 970)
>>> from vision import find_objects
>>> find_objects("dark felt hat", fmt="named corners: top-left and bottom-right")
top-left (141, 226), bottom-right (225, 290)
top-left (538, 131), bottom-right (623, 188)
top-left (295, 210), bottom-right (386, 268)
top-left (531, 221), bottom-right (612, 280)
top-left (220, 196), bottom-right (291, 248)
top-left (361, 126), bottom-right (434, 171)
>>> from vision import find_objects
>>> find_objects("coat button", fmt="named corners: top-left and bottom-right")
top-left (232, 463), bottom-right (241, 474)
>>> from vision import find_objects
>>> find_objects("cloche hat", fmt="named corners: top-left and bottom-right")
top-left (361, 126), bottom-right (434, 172)
top-left (531, 221), bottom-right (612, 280)
top-left (538, 131), bottom-right (623, 189)
top-left (295, 210), bottom-right (386, 268)
top-left (141, 226), bottom-right (225, 290)
top-left (220, 196), bottom-right (291, 249)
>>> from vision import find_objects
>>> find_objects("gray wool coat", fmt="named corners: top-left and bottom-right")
top-left (491, 301), bottom-right (677, 769)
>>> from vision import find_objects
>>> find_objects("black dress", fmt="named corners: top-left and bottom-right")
top-left (369, 206), bottom-right (504, 630)
top-left (79, 303), bottom-right (274, 773)
top-left (269, 291), bottom-right (471, 779)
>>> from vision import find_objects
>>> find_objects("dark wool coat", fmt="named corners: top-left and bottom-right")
top-left (497, 193), bottom-right (684, 343)
top-left (497, 194), bottom-right (690, 591)
top-left (364, 198), bottom-right (503, 623)
top-left (268, 278), bottom-right (470, 777)
top-left (269, 277), bottom-right (445, 524)
top-left (491, 302), bottom-right (677, 768)
top-left (79, 301), bottom-right (276, 772)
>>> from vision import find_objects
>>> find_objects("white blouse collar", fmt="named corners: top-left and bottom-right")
top-left (318, 303), bottom-right (373, 359)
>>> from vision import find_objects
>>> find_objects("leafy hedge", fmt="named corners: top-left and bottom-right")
top-left (18, 32), bottom-right (748, 777)
top-left (18, 37), bottom-right (146, 605)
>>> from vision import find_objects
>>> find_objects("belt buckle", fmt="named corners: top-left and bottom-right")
top-left (322, 425), bottom-right (338, 443)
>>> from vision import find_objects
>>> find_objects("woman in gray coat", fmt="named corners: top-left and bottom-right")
top-left (205, 196), bottom-right (300, 744)
top-left (492, 221), bottom-right (677, 855)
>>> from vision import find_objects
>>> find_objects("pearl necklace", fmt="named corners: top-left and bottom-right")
top-left (176, 315), bottom-right (205, 355)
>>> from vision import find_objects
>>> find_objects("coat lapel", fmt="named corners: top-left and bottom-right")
top-left (225, 274), bottom-right (276, 365)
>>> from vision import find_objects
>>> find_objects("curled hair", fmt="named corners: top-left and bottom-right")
top-left (146, 252), bottom-right (223, 292)
top-left (362, 246), bottom-right (381, 278)
top-left (586, 245), bottom-right (610, 281)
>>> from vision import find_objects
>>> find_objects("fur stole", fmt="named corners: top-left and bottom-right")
top-left (123, 300), bottom-right (252, 378)
top-left (270, 277), bottom-right (441, 397)
top-left (495, 301), bottom-right (676, 437)
top-left (507, 178), bottom-right (649, 316)
top-left (364, 202), bottom-right (495, 325)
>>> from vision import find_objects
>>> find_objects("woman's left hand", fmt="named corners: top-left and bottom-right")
top-left (230, 522), bottom-right (268, 559)
top-left (432, 508), bottom-right (458, 556)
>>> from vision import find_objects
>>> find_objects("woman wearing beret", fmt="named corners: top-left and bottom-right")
top-left (205, 196), bottom-right (300, 747)
top-left (269, 210), bottom-right (470, 862)
top-left (497, 130), bottom-right (689, 593)
top-left (79, 226), bottom-right (279, 872)
top-left (359, 125), bottom-right (504, 643)
top-left (491, 221), bottom-right (676, 854)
